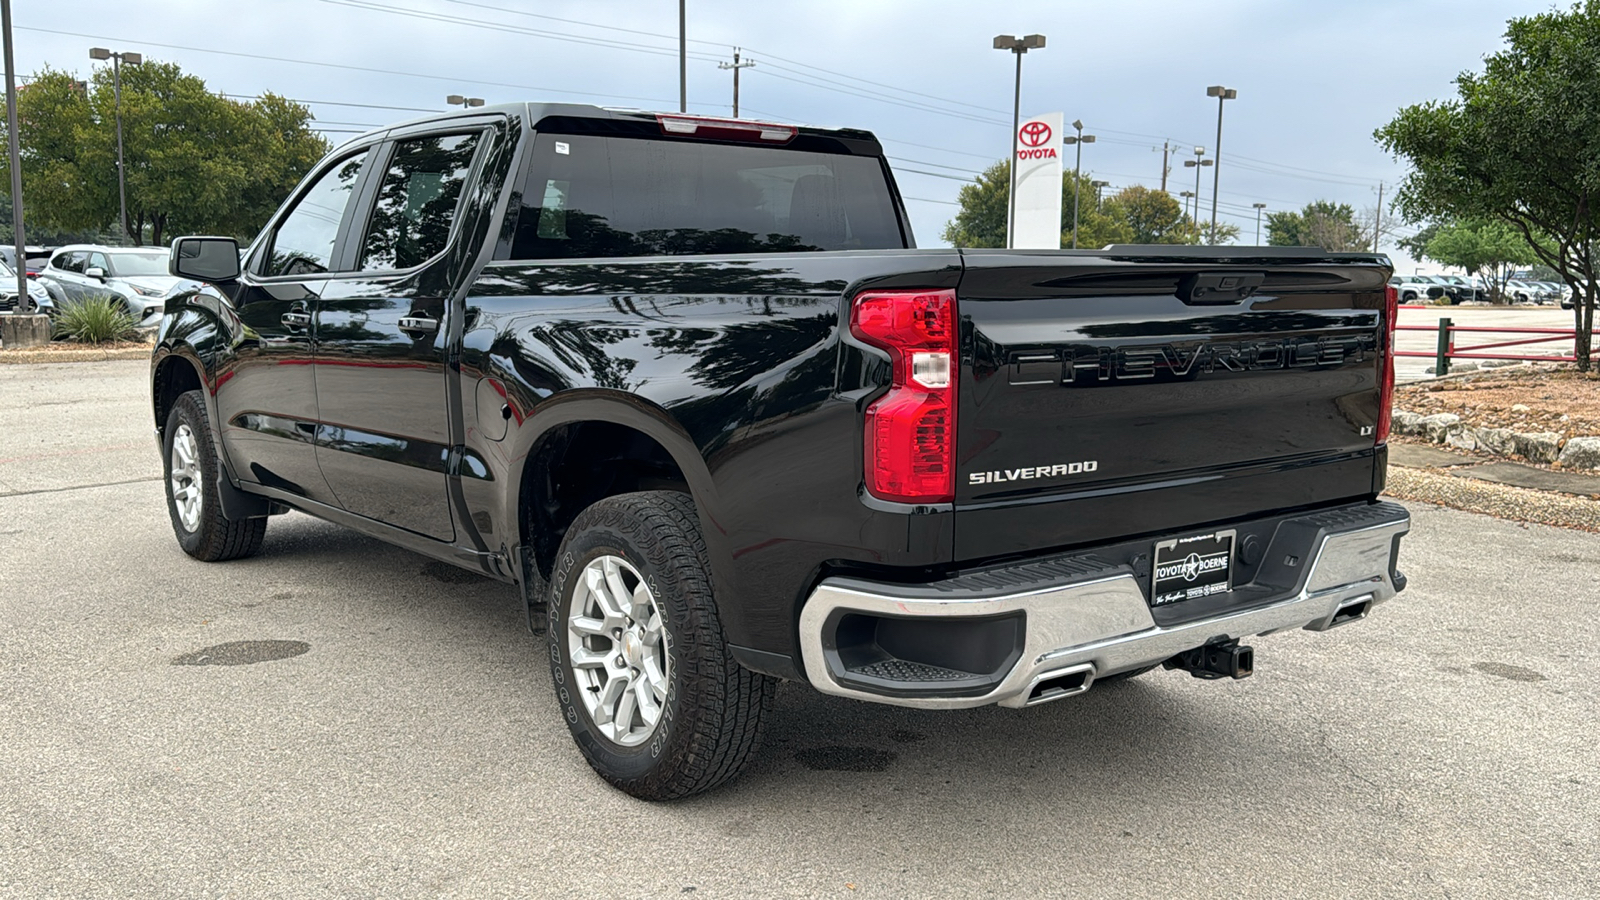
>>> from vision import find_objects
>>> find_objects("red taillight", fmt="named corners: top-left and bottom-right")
top-left (850, 289), bottom-right (958, 503)
top-left (1377, 284), bottom-right (1399, 444)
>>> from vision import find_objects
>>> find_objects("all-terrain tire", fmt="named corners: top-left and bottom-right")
top-left (547, 491), bottom-right (776, 800)
top-left (163, 390), bottom-right (267, 562)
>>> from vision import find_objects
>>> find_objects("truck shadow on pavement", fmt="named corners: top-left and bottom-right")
top-left (241, 512), bottom-right (1385, 831)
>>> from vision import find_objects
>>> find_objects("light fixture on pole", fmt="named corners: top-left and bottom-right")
top-left (993, 33), bottom-right (1045, 250)
top-left (1252, 202), bottom-right (1267, 245)
top-left (89, 47), bottom-right (141, 245)
top-left (1180, 190), bottom-right (1196, 222)
top-left (1064, 119), bottom-right (1095, 249)
top-left (1183, 147), bottom-right (1211, 237)
top-left (1091, 179), bottom-right (1111, 208)
top-left (1205, 85), bottom-right (1237, 243)
top-left (446, 94), bottom-right (484, 109)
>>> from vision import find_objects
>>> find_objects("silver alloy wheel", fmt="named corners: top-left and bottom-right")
top-left (566, 554), bottom-right (671, 747)
top-left (169, 423), bottom-right (203, 533)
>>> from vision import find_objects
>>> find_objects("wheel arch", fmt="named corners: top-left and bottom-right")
top-left (508, 390), bottom-right (728, 591)
top-left (151, 347), bottom-right (210, 443)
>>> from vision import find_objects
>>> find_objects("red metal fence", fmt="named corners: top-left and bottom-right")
top-left (1396, 316), bottom-right (1600, 376)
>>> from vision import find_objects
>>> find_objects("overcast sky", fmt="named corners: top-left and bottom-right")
top-left (11, 0), bottom-right (1550, 270)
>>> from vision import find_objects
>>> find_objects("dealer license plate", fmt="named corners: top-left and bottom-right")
top-left (1151, 530), bottom-right (1235, 606)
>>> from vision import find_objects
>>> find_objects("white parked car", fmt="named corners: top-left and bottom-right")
top-left (0, 259), bottom-right (53, 313)
top-left (37, 245), bottom-right (183, 324)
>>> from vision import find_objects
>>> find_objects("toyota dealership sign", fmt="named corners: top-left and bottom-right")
top-left (1011, 112), bottom-right (1063, 249)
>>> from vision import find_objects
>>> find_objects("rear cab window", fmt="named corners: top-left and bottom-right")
top-left (358, 132), bottom-right (482, 271)
top-left (507, 128), bottom-right (905, 259)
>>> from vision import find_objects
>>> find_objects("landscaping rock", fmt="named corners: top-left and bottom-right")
top-left (1471, 426), bottom-right (1517, 456)
top-left (1511, 403), bottom-right (1532, 413)
top-left (1556, 436), bottom-right (1600, 469)
top-left (1446, 430), bottom-right (1478, 451)
top-left (1453, 362), bottom-right (1480, 372)
top-left (1513, 431), bottom-right (1563, 464)
top-left (1391, 410), bottom-right (1424, 436)
top-left (1420, 413), bottom-right (1463, 443)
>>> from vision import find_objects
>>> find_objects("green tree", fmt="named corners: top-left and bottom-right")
top-left (942, 162), bottom-right (1204, 248)
top-left (1376, 0), bottom-right (1600, 368)
top-left (3, 61), bottom-right (327, 247)
top-left (941, 160), bottom-right (1009, 248)
top-left (1421, 219), bottom-right (1536, 302)
top-left (1102, 185), bottom-right (1195, 244)
top-left (1266, 200), bottom-right (1365, 250)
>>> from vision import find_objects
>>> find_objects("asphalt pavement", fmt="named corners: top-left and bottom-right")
top-left (1395, 303), bottom-right (1581, 382)
top-left (2, 360), bottom-right (1597, 899)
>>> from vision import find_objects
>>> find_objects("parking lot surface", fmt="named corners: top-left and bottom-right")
top-left (1396, 303), bottom-right (1580, 382)
top-left (2, 360), bottom-right (1597, 898)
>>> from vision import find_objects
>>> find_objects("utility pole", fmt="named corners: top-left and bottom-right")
top-left (678, 0), bottom-right (686, 113)
top-left (3, 0), bottom-right (27, 311)
top-left (1159, 140), bottom-right (1170, 192)
top-left (1373, 182), bottom-right (1384, 252)
top-left (718, 48), bottom-right (754, 117)
top-left (90, 47), bottom-right (141, 245)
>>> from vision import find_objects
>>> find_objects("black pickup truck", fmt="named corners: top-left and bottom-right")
top-left (152, 103), bottom-right (1409, 800)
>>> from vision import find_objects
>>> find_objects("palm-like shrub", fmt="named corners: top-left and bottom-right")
top-left (53, 295), bottom-right (139, 344)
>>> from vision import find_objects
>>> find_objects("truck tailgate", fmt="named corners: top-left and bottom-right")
top-left (954, 248), bottom-right (1392, 561)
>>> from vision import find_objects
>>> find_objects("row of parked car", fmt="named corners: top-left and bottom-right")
top-left (0, 244), bottom-right (186, 323)
top-left (1389, 273), bottom-right (1576, 307)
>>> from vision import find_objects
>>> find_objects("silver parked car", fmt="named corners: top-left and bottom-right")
top-left (0, 259), bottom-right (53, 313)
top-left (37, 245), bottom-right (182, 324)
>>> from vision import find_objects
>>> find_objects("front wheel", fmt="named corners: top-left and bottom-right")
top-left (547, 491), bottom-right (775, 800)
top-left (163, 390), bottom-right (267, 561)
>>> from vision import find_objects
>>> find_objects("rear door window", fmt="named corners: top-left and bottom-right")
top-left (264, 149), bottom-right (370, 278)
top-left (357, 132), bottom-right (482, 271)
top-left (508, 133), bottom-right (904, 259)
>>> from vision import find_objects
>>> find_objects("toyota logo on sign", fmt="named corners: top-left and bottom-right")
top-left (1019, 121), bottom-right (1052, 148)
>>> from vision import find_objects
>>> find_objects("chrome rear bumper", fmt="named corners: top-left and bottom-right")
top-left (798, 502), bottom-right (1410, 710)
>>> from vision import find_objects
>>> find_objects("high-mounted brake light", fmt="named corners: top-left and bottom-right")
top-left (1377, 284), bottom-right (1399, 444)
top-left (654, 114), bottom-right (798, 143)
top-left (851, 289), bottom-right (958, 503)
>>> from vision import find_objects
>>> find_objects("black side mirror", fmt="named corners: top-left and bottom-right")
top-left (171, 236), bottom-right (241, 283)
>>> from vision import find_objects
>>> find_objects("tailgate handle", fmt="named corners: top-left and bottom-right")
top-left (1179, 272), bottom-right (1264, 305)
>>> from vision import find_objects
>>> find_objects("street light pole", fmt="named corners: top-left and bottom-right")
top-left (1205, 85), bottom-right (1237, 243)
top-left (678, 0), bottom-right (687, 113)
top-left (1092, 179), bottom-right (1111, 208)
top-left (1180, 190), bottom-right (1195, 223)
top-left (993, 34), bottom-right (1045, 250)
top-left (3, 0), bottom-right (26, 311)
top-left (89, 47), bottom-right (140, 245)
top-left (1252, 202), bottom-right (1266, 245)
top-left (1183, 146), bottom-right (1211, 242)
top-left (1064, 119), bottom-right (1095, 249)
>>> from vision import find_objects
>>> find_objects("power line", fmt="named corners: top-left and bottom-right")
top-left (317, 0), bottom-right (725, 64)
top-left (15, 25), bottom-right (682, 107)
top-left (219, 93), bottom-right (436, 114)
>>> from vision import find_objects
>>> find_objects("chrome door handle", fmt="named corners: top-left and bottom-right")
top-left (281, 311), bottom-right (311, 329)
top-left (398, 315), bottom-right (439, 335)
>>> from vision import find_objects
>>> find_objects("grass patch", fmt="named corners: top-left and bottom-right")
top-left (52, 295), bottom-right (139, 344)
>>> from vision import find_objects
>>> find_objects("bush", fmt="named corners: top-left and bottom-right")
top-left (52, 295), bottom-right (139, 344)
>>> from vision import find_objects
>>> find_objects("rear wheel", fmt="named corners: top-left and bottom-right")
top-left (547, 491), bottom-right (775, 800)
top-left (163, 390), bottom-right (267, 561)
